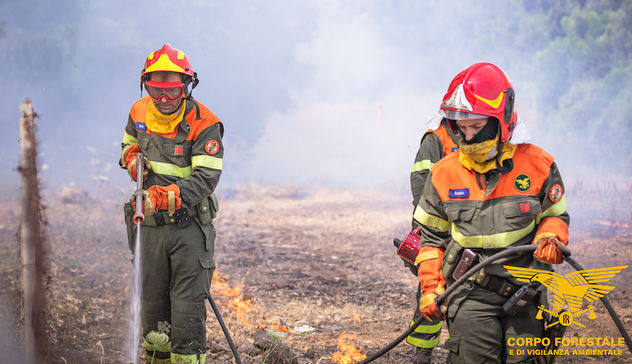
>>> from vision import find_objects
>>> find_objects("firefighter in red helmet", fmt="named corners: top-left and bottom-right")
top-left (413, 62), bottom-right (569, 363)
top-left (120, 44), bottom-right (223, 363)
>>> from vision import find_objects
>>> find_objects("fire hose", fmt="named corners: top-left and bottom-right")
top-left (133, 155), bottom-right (243, 364)
top-left (358, 243), bottom-right (632, 363)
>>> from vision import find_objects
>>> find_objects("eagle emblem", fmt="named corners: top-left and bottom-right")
top-left (514, 174), bottom-right (531, 192)
top-left (504, 265), bottom-right (628, 328)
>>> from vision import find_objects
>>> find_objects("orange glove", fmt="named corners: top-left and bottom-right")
top-left (121, 144), bottom-right (151, 182)
top-left (131, 184), bottom-right (181, 214)
top-left (533, 235), bottom-right (569, 264)
top-left (416, 246), bottom-right (446, 320)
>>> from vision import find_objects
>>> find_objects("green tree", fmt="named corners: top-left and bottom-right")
top-left (523, 0), bottom-right (632, 176)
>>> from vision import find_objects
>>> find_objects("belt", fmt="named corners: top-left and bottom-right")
top-left (142, 207), bottom-right (198, 227)
top-left (472, 270), bottom-right (519, 297)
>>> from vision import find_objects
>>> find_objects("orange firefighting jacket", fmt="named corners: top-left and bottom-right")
top-left (413, 143), bottom-right (569, 311)
top-left (120, 96), bottom-right (224, 207)
top-left (410, 119), bottom-right (460, 207)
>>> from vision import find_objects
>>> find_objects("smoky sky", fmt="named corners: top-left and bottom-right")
top-left (0, 0), bottom-right (625, 192)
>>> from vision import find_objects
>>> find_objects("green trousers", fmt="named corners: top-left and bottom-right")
top-left (444, 285), bottom-right (543, 364)
top-left (126, 204), bottom-right (215, 359)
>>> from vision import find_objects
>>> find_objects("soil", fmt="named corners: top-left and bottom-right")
top-left (0, 184), bottom-right (630, 363)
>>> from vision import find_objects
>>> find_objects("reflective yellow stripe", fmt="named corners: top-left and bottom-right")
top-left (123, 132), bottom-right (138, 145)
top-left (150, 161), bottom-right (192, 178)
top-left (412, 160), bottom-right (433, 173)
top-left (451, 221), bottom-right (536, 248)
top-left (536, 196), bottom-right (567, 224)
top-left (192, 155), bottom-right (223, 170)
top-left (409, 320), bottom-right (442, 334)
top-left (406, 334), bottom-right (440, 348)
top-left (414, 205), bottom-right (450, 232)
top-left (414, 249), bottom-right (440, 265)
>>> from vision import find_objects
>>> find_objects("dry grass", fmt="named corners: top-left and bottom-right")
top-left (0, 183), bottom-right (630, 363)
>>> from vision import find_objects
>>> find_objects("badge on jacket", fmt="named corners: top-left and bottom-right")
top-left (205, 139), bottom-right (220, 155)
top-left (548, 184), bottom-right (563, 203)
top-left (136, 122), bottom-right (147, 131)
top-left (514, 174), bottom-right (531, 192)
top-left (449, 188), bottom-right (469, 199)
top-left (174, 144), bottom-right (183, 156)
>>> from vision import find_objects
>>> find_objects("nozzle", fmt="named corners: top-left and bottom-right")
top-left (133, 186), bottom-right (145, 225)
top-left (393, 238), bottom-right (402, 248)
top-left (134, 212), bottom-right (144, 225)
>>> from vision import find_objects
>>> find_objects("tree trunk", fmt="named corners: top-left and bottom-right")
top-left (19, 98), bottom-right (48, 363)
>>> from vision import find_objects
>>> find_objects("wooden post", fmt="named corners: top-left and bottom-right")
top-left (19, 98), bottom-right (47, 363)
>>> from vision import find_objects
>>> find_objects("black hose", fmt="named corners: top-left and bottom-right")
top-left (207, 293), bottom-right (243, 364)
top-left (359, 244), bottom-right (632, 363)
top-left (562, 255), bottom-right (632, 353)
top-left (358, 245), bottom-right (537, 364)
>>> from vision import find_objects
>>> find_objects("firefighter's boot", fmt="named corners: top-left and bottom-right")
top-left (170, 353), bottom-right (206, 364)
top-left (144, 331), bottom-right (171, 364)
top-left (414, 347), bottom-right (433, 364)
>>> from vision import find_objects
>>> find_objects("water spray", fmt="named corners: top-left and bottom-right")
top-left (128, 154), bottom-right (145, 364)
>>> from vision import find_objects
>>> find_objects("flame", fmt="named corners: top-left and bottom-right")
top-left (353, 312), bottom-right (360, 327)
top-left (210, 271), bottom-right (298, 335)
top-left (268, 323), bottom-right (291, 333)
top-left (326, 332), bottom-right (367, 364)
top-left (211, 270), bottom-right (261, 326)
top-left (591, 218), bottom-right (632, 239)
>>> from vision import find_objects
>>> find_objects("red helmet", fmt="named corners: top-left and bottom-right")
top-left (140, 44), bottom-right (199, 92)
top-left (440, 62), bottom-right (517, 142)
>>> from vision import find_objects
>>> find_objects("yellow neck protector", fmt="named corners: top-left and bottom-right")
top-left (145, 100), bottom-right (186, 134)
top-left (458, 136), bottom-right (517, 173)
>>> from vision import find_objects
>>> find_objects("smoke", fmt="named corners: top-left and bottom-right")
top-left (0, 0), bottom-right (628, 192)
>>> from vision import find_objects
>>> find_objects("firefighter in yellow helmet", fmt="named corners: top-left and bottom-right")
top-left (120, 44), bottom-right (224, 364)
top-left (413, 62), bottom-right (569, 363)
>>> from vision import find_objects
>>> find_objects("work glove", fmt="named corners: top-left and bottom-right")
top-left (533, 235), bottom-right (569, 264)
top-left (131, 184), bottom-right (181, 215)
top-left (121, 144), bottom-right (151, 182)
top-left (415, 246), bottom-right (446, 320)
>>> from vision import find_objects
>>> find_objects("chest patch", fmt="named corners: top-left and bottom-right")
top-left (449, 188), bottom-right (469, 199)
top-left (174, 144), bottom-right (183, 156)
top-left (514, 174), bottom-right (531, 192)
top-left (135, 122), bottom-right (147, 131)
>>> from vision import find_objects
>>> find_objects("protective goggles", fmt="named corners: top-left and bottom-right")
top-left (145, 80), bottom-right (185, 102)
top-left (440, 108), bottom-right (489, 120)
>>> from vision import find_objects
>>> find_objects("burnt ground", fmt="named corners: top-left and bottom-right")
top-left (0, 183), bottom-right (631, 363)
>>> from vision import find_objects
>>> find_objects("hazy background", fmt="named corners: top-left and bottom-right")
top-left (1, 0), bottom-right (631, 194)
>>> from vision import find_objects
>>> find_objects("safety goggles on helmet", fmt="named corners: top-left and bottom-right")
top-left (440, 109), bottom-right (489, 120)
top-left (145, 80), bottom-right (185, 102)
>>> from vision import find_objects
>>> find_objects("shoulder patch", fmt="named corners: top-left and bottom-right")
top-left (514, 174), bottom-right (531, 192)
top-left (548, 184), bottom-right (563, 203)
top-left (205, 139), bottom-right (220, 155)
top-left (136, 122), bottom-right (147, 131)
